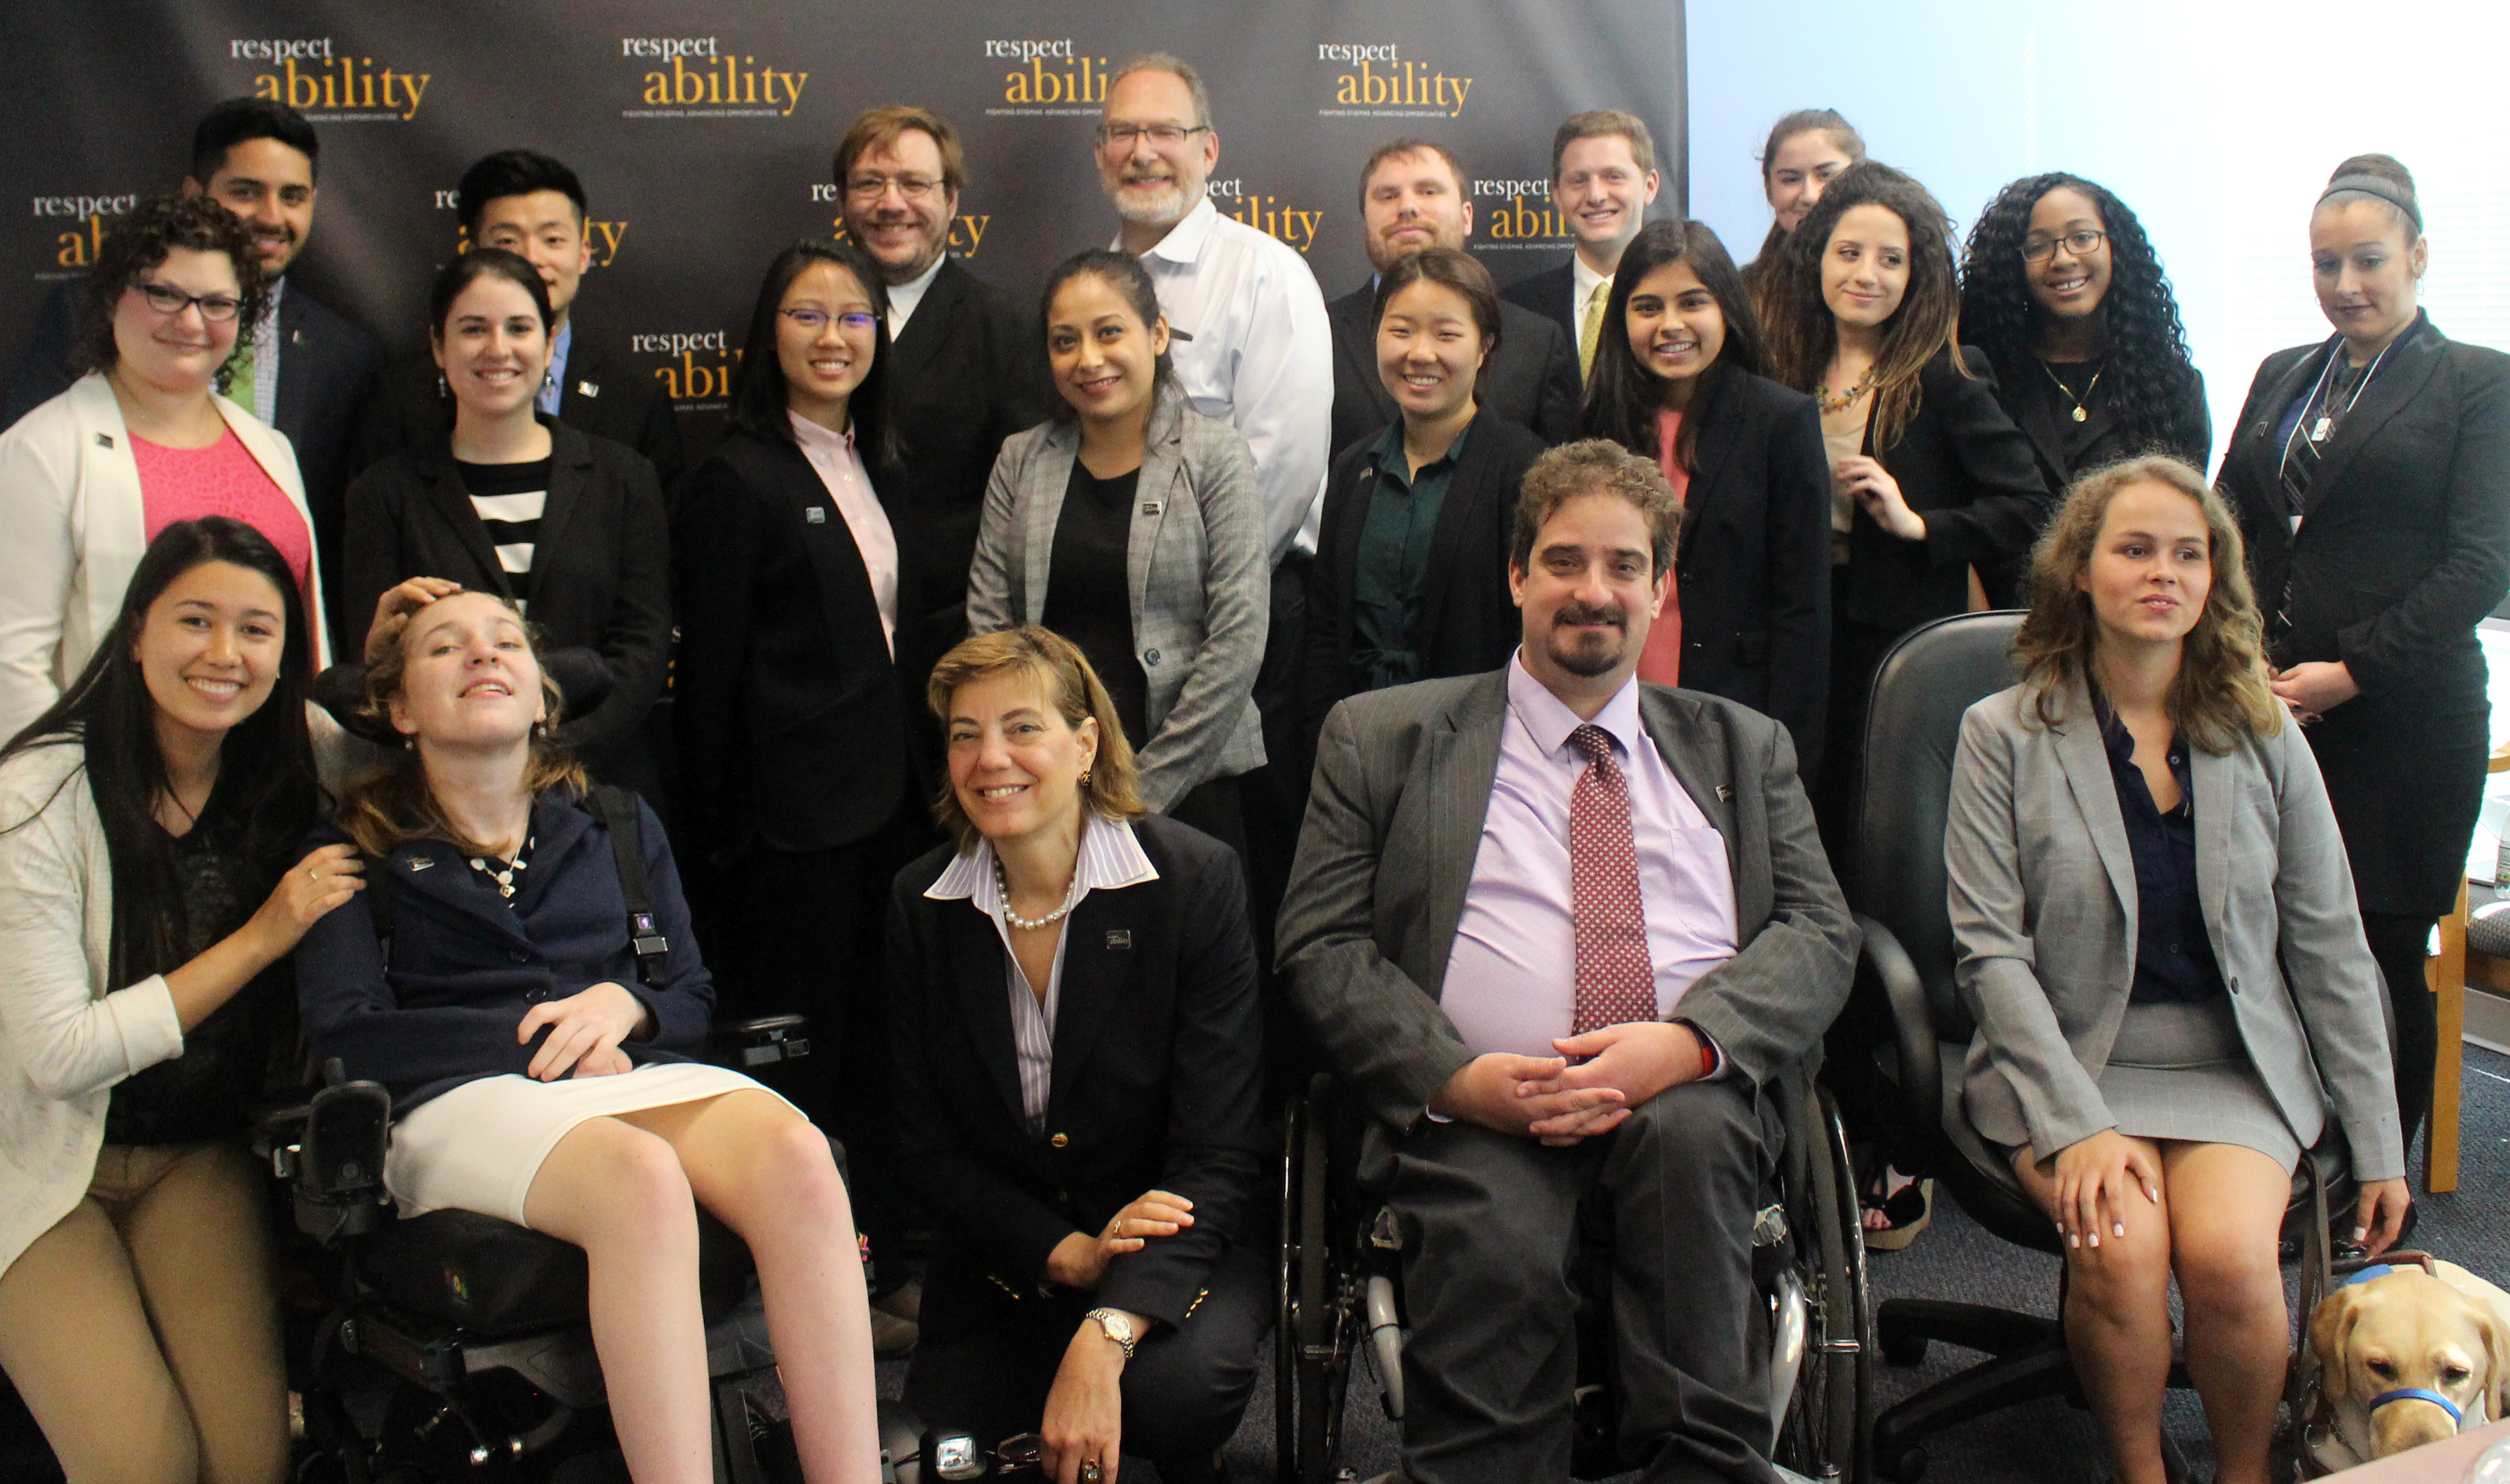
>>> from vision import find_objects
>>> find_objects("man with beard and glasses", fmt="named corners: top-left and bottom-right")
top-left (835, 105), bottom-right (1046, 644)
top-left (1329, 138), bottom-right (1582, 456)
top-left (1279, 439), bottom-right (1856, 1484)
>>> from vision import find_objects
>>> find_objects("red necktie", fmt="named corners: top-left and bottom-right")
top-left (1568, 724), bottom-right (1656, 1035)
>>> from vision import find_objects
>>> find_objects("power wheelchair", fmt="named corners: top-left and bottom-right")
top-left (1273, 1065), bottom-right (1875, 1483)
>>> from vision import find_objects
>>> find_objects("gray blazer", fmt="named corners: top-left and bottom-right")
top-left (1945, 675), bottom-right (2405, 1179)
top-left (1278, 667), bottom-right (1859, 1133)
top-left (966, 390), bottom-right (1268, 812)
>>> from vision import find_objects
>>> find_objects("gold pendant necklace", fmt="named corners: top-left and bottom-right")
top-left (2039, 360), bottom-right (2103, 423)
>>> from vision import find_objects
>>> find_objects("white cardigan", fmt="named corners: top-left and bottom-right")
top-left (0, 740), bottom-right (184, 1276)
top-left (0, 371), bottom-right (332, 744)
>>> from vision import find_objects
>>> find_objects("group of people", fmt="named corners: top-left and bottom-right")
top-left (0, 47), bottom-right (2502, 1484)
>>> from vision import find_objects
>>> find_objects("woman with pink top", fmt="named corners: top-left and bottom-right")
top-left (0, 192), bottom-right (332, 743)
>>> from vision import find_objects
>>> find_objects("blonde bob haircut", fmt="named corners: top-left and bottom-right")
top-left (2013, 454), bottom-right (2282, 753)
top-left (340, 593), bottom-right (584, 859)
top-left (926, 626), bottom-right (1146, 853)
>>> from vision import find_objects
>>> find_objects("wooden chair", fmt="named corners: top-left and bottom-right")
top-left (2423, 741), bottom-right (2510, 1192)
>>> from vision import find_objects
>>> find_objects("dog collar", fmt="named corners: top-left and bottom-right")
top-left (2368, 1387), bottom-right (2464, 1425)
top-left (2335, 1264), bottom-right (2398, 1288)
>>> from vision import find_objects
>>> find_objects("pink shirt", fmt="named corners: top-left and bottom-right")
top-left (1634, 408), bottom-right (1689, 686)
top-left (788, 412), bottom-right (900, 654)
top-left (1439, 652), bottom-right (1740, 1057)
top-left (132, 427), bottom-right (312, 599)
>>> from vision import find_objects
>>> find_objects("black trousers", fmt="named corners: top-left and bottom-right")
top-left (903, 1244), bottom-right (1270, 1472)
top-left (2362, 911), bottom-right (2440, 1157)
top-left (1372, 1080), bottom-right (1783, 1484)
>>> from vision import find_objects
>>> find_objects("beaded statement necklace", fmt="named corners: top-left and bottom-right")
top-left (468, 836), bottom-right (534, 901)
top-left (1813, 371), bottom-right (1875, 414)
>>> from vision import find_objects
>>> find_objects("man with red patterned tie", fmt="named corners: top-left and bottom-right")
top-left (1279, 439), bottom-right (1857, 1484)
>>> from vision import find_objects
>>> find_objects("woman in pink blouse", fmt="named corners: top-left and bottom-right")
top-left (0, 192), bottom-right (331, 743)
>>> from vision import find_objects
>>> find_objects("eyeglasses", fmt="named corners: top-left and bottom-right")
top-left (780, 308), bottom-right (877, 333)
top-left (131, 281), bottom-right (245, 322)
top-left (844, 173), bottom-right (945, 202)
top-left (1095, 122), bottom-right (1209, 150)
top-left (2020, 230), bottom-right (2107, 263)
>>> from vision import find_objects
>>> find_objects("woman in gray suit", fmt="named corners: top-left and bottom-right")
top-left (967, 250), bottom-right (1267, 855)
top-left (1945, 455), bottom-right (2408, 1484)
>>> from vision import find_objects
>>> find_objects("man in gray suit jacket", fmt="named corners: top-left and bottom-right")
top-left (1279, 440), bottom-right (1857, 1484)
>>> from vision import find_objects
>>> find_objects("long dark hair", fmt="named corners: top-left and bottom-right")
top-left (1744, 109), bottom-right (1866, 291)
top-left (726, 237), bottom-right (901, 467)
top-left (1765, 161), bottom-right (1966, 452)
top-left (1578, 219), bottom-right (1769, 476)
top-left (1960, 174), bottom-right (2202, 464)
top-left (1, 518), bottom-right (320, 984)
top-left (1038, 248), bottom-right (1177, 425)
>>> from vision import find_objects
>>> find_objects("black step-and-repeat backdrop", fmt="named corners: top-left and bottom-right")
top-left (1, 1), bottom-right (1681, 448)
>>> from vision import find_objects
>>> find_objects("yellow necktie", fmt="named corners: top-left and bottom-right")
top-left (1578, 279), bottom-right (1610, 383)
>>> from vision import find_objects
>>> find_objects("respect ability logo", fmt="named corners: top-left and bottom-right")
top-left (233, 37), bottom-right (430, 121)
top-left (621, 35), bottom-right (808, 120)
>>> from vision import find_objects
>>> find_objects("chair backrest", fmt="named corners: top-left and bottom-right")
top-left (1853, 611), bottom-right (2027, 1039)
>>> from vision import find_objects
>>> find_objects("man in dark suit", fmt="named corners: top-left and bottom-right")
top-left (5, 98), bottom-right (380, 612)
top-left (1329, 139), bottom-right (1580, 457)
top-left (353, 150), bottom-right (684, 504)
top-left (1499, 111), bottom-right (1663, 387)
top-left (835, 105), bottom-right (1047, 644)
top-left (1279, 440), bottom-right (1857, 1484)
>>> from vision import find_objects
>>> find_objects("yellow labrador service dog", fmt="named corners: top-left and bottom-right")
top-left (2304, 1259), bottom-right (2510, 1470)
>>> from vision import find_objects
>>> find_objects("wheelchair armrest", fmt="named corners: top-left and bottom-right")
top-left (280, 1079), bottom-right (394, 1244)
top-left (1854, 913), bottom-right (1940, 1129)
top-left (716, 1013), bottom-right (811, 1068)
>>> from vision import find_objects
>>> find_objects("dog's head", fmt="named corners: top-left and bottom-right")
top-left (2309, 1271), bottom-right (2510, 1458)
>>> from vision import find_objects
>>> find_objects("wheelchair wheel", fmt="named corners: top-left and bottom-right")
top-left (1276, 1078), bottom-right (1363, 1484)
top-left (1773, 1084), bottom-right (1874, 1482)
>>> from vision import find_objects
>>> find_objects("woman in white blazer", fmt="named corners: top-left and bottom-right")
top-left (0, 518), bottom-right (358, 1484)
top-left (966, 249), bottom-right (1266, 850)
top-left (1945, 454), bottom-right (2409, 1484)
top-left (0, 193), bottom-right (331, 746)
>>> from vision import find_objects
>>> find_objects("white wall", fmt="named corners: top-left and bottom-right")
top-left (1686, 0), bottom-right (2510, 473)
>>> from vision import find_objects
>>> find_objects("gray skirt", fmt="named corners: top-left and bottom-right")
top-left (2094, 997), bottom-right (2301, 1172)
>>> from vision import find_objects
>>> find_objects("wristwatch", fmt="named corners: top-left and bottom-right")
top-left (1085, 1307), bottom-right (1138, 1361)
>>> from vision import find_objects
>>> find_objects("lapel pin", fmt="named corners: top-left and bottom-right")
top-left (577, 381), bottom-right (599, 397)
top-left (1105, 929), bottom-right (1132, 950)
top-left (1139, 502), bottom-right (1163, 516)
top-left (409, 857), bottom-right (435, 872)
top-left (805, 506), bottom-right (827, 524)
top-left (291, 329), bottom-right (306, 345)
top-left (94, 432), bottom-right (114, 449)
top-left (1716, 785), bottom-right (1732, 801)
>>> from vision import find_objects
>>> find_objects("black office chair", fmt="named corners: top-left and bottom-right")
top-left (1844, 612), bottom-right (2349, 1483)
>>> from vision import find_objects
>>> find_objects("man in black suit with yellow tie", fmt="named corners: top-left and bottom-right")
top-left (1499, 111), bottom-right (1663, 390)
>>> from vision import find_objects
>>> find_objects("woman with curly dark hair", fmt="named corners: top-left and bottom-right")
top-left (0, 192), bottom-right (332, 743)
top-left (1960, 174), bottom-right (2209, 494)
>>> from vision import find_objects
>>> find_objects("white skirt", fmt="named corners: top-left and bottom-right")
top-left (385, 1062), bottom-right (787, 1225)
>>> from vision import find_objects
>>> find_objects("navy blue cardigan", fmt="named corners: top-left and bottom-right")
top-left (294, 789), bottom-right (714, 1113)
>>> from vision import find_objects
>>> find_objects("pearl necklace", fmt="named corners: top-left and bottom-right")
top-left (995, 857), bottom-right (1080, 930)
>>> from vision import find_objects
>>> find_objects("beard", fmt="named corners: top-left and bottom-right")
top-left (1543, 600), bottom-right (1630, 677)
top-left (1106, 169), bottom-right (1192, 227)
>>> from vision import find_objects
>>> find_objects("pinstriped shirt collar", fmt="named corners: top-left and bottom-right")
top-left (923, 814), bottom-right (1159, 910)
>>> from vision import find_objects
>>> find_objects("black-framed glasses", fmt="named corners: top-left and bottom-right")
top-left (1095, 121), bottom-right (1209, 150)
top-left (2020, 230), bottom-right (2107, 263)
top-left (844, 173), bottom-right (945, 202)
top-left (780, 308), bottom-right (877, 333)
top-left (132, 281), bottom-right (245, 322)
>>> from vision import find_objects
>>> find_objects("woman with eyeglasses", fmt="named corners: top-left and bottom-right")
top-left (0, 192), bottom-right (334, 743)
top-left (2214, 154), bottom-right (2510, 1155)
top-left (1960, 175), bottom-right (2209, 494)
top-left (672, 237), bottom-right (934, 1327)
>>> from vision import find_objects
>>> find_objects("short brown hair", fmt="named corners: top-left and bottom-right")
top-left (925, 627), bottom-right (1146, 853)
top-left (1509, 439), bottom-right (1683, 579)
top-left (1551, 109), bottom-right (1656, 182)
top-left (2014, 455), bottom-right (2280, 752)
top-left (1372, 246), bottom-right (1501, 356)
top-left (833, 105), bottom-right (966, 195)
top-left (1357, 137), bottom-right (1465, 211)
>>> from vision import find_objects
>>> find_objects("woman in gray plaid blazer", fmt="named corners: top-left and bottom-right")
top-left (1944, 455), bottom-right (2409, 1484)
top-left (967, 251), bottom-right (1267, 844)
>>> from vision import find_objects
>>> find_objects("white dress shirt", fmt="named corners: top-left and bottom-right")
top-left (787, 410), bottom-right (900, 654)
top-left (884, 252), bottom-right (948, 341)
top-left (1117, 197), bottom-right (1334, 565)
top-left (924, 817), bottom-right (1161, 1133)
top-left (1441, 654), bottom-right (1740, 1059)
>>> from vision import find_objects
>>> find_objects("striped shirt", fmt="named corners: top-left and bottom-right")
top-left (455, 456), bottom-right (553, 610)
top-left (922, 816), bottom-right (1159, 1133)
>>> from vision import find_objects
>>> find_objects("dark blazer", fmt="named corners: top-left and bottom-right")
top-left (341, 420), bottom-right (672, 788)
top-left (351, 312), bottom-right (686, 500)
top-left (2215, 312), bottom-right (2510, 914)
top-left (1999, 360), bottom-right (2210, 496)
top-left (1840, 347), bottom-right (2052, 630)
top-left (7, 275), bottom-right (381, 624)
top-left (295, 789), bottom-right (712, 1113)
top-left (889, 257), bottom-right (1050, 642)
top-left (1278, 669), bottom-right (1858, 1133)
top-left (1499, 261), bottom-right (1580, 350)
top-left (671, 427), bottom-right (927, 865)
top-left (1327, 281), bottom-right (1579, 456)
top-left (1661, 369), bottom-right (1834, 776)
top-left (1302, 413), bottom-right (1546, 742)
top-left (887, 813), bottom-right (1267, 1336)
